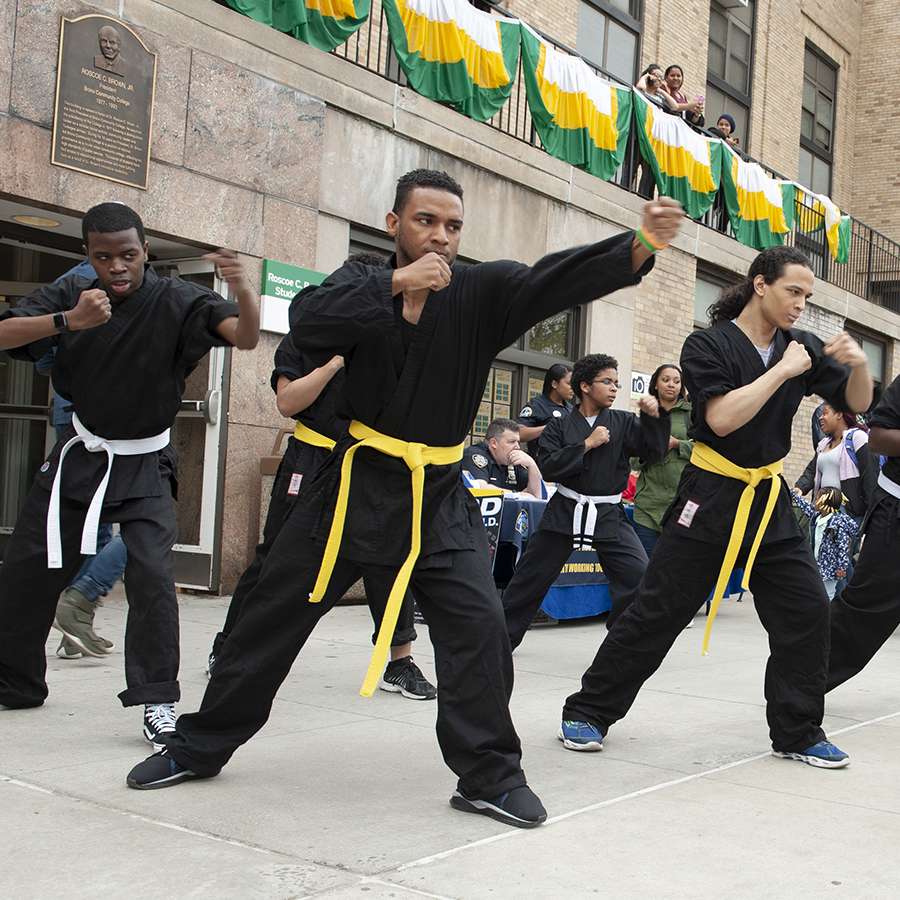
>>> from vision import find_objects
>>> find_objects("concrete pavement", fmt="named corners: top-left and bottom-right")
top-left (2, 591), bottom-right (899, 899)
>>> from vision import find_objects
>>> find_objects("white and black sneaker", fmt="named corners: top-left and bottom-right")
top-left (379, 657), bottom-right (437, 700)
top-left (450, 785), bottom-right (547, 829)
top-left (143, 703), bottom-right (176, 750)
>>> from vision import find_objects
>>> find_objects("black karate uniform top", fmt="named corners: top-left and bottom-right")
top-left (538, 407), bottom-right (670, 539)
top-left (869, 374), bottom-right (900, 488)
top-left (669, 320), bottom-right (851, 547)
top-left (462, 442), bottom-right (529, 491)
top-left (0, 267), bottom-right (238, 502)
top-left (289, 231), bottom-right (653, 567)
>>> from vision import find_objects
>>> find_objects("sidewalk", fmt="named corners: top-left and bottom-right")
top-left (2, 591), bottom-right (899, 899)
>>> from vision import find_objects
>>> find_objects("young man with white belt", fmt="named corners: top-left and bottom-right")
top-left (502, 353), bottom-right (670, 651)
top-left (0, 202), bottom-right (259, 748)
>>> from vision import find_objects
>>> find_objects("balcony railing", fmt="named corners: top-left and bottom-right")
top-left (330, 1), bottom-right (900, 314)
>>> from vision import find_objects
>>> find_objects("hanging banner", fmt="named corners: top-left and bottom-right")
top-left (382, 0), bottom-right (521, 122)
top-left (792, 186), bottom-right (852, 263)
top-left (519, 25), bottom-right (631, 181)
top-left (632, 90), bottom-right (723, 219)
top-left (223, 1), bottom-right (371, 53)
top-left (720, 147), bottom-right (794, 250)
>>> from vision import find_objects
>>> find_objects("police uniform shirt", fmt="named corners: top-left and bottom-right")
top-left (668, 321), bottom-right (851, 547)
top-left (462, 442), bottom-right (529, 491)
top-left (0, 266), bottom-right (238, 503)
top-left (289, 231), bottom-right (654, 566)
top-left (517, 393), bottom-right (571, 431)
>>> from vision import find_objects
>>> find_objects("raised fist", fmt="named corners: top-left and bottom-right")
top-left (395, 252), bottom-right (452, 294)
top-left (779, 340), bottom-right (813, 378)
top-left (67, 289), bottom-right (112, 331)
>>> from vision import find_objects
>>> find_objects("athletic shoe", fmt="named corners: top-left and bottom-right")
top-left (143, 703), bottom-right (177, 750)
top-left (53, 588), bottom-right (109, 657)
top-left (206, 651), bottom-right (216, 679)
top-left (558, 719), bottom-right (604, 751)
top-left (772, 740), bottom-right (850, 769)
top-left (126, 749), bottom-right (211, 790)
top-left (379, 657), bottom-right (437, 700)
top-left (450, 785), bottom-right (547, 829)
top-left (56, 636), bottom-right (83, 660)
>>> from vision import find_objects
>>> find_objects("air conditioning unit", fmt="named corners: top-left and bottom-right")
top-left (716, 0), bottom-right (749, 7)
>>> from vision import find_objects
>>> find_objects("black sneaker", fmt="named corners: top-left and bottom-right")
top-left (126, 749), bottom-right (212, 790)
top-left (379, 657), bottom-right (437, 700)
top-left (450, 785), bottom-right (547, 829)
top-left (143, 703), bottom-right (176, 750)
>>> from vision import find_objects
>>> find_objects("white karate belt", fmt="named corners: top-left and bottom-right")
top-left (877, 470), bottom-right (900, 500)
top-left (46, 413), bottom-right (170, 569)
top-left (556, 485), bottom-right (623, 550)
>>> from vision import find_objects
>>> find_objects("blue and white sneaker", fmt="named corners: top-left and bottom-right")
top-left (558, 720), bottom-right (604, 751)
top-left (772, 740), bottom-right (849, 769)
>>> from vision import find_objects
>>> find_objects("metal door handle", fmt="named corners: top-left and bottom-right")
top-left (178, 390), bottom-right (220, 425)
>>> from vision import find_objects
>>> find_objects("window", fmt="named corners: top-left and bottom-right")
top-left (706, 0), bottom-right (754, 150)
top-left (799, 44), bottom-right (837, 195)
top-left (576, 1), bottom-right (642, 85)
top-left (845, 326), bottom-right (887, 413)
top-left (693, 270), bottom-right (732, 328)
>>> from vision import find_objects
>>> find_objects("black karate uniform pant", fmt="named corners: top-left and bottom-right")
top-left (562, 527), bottom-right (830, 753)
top-left (0, 480), bottom-right (179, 709)
top-left (827, 495), bottom-right (900, 692)
top-left (211, 453), bottom-right (416, 660)
top-left (503, 515), bottom-right (648, 650)
top-left (164, 502), bottom-right (526, 800)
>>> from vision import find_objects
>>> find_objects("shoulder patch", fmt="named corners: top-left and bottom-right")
top-left (519, 406), bottom-right (533, 418)
top-left (471, 453), bottom-right (489, 469)
top-left (552, 409), bottom-right (563, 417)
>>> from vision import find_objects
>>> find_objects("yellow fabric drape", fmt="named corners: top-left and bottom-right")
top-left (689, 443), bottom-right (784, 654)
top-left (309, 420), bottom-right (464, 696)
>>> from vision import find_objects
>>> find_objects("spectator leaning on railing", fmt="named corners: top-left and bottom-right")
top-left (711, 113), bottom-right (739, 147)
top-left (661, 64), bottom-right (704, 126)
top-left (635, 64), bottom-right (677, 111)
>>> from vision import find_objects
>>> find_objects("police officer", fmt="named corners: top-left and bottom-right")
top-left (463, 419), bottom-right (543, 497)
top-left (517, 364), bottom-right (574, 455)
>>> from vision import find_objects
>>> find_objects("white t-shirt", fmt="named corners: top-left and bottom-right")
top-left (817, 442), bottom-right (843, 489)
top-left (755, 340), bottom-right (775, 366)
top-left (584, 415), bottom-right (598, 426)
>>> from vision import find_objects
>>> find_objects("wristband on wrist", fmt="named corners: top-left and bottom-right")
top-left (52, 311), bottom-right (69, 333)
top-left (635, 227), bottom-right (668, 252)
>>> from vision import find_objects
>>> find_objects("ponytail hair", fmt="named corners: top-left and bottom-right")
top-left (707, 246), bottom-right (812, 325)
top-left (542, 363), bottom-right (572, 397)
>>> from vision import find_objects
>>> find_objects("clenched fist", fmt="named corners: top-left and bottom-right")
top-left (67, 289), bottom-right (112, 331)
top-left (394, 252), bottom-right (452, 295)
top-left (640, 197), bottom-right (685, 246)
top-left (585, 425), bottom-right (611, 450)
top-left (778, 340), bottom-right (813, 378)
top-left (204, 249), bottom-right (251, 294)
top-left (638, 395), bottom-right (660, 417)
top-left (824, 332), bottom-right (868, 369)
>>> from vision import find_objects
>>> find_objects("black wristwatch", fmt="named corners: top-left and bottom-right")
top-left (52, 311), bottom-right (69, 333)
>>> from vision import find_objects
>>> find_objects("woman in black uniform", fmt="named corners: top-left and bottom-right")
top-left (517, 363), bottom-right (574, 454)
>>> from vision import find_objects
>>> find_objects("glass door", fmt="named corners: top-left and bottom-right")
top-left (151, 259), bottom-right (229, 590)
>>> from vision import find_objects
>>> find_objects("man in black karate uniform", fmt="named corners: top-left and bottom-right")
top-left (827, 373), bottom-right (900, 691)
top-left (0, 203), bottom-right (259, 746)
top-left (555, 246), bottom-right (872, 766)
top-left (462, 417), bottom-right (543, 497)
top-left (126, 169), bottom-right (684, 829)
top-left (503, 353), bottom-right (669, 650)
top-left (209, 320), bottom-right (434, 700)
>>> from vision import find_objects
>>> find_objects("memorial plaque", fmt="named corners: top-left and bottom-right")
top-left (51, 14), bottom-right (157, 190)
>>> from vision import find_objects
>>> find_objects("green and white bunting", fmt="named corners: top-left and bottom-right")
top-left (632, 91), bottom-right (723, 218)
top-left (382, 0), bottom-right (521, 123)
top-left (519, 26), bottom-right (631, 180)
top-left (223, 1), bottom-right (371, 53)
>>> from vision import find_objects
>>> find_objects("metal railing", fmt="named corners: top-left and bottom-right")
top-left (331, 1), bottom-right (900, 313)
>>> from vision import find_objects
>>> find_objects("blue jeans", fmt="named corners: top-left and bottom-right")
top-left (70, 525), bottom-right (128, 603)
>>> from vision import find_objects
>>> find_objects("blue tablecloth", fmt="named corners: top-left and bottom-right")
top-left (493, 495), bottom-right (746, 621)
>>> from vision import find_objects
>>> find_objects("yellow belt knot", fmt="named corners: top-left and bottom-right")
top-left (689, 443), bottom-right (784, 656)
top-left (308, 420), bottom-right (464, 697)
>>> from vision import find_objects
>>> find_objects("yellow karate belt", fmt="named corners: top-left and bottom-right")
top-left (293, 422), bottom-right (336, 451)
top-left (308, 420), bottom-right (464, 696)
top-left (690, 443), bottom-right (784, 655)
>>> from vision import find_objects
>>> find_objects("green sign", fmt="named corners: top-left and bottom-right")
top-left (260, 259), bottom-right (326, 333)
